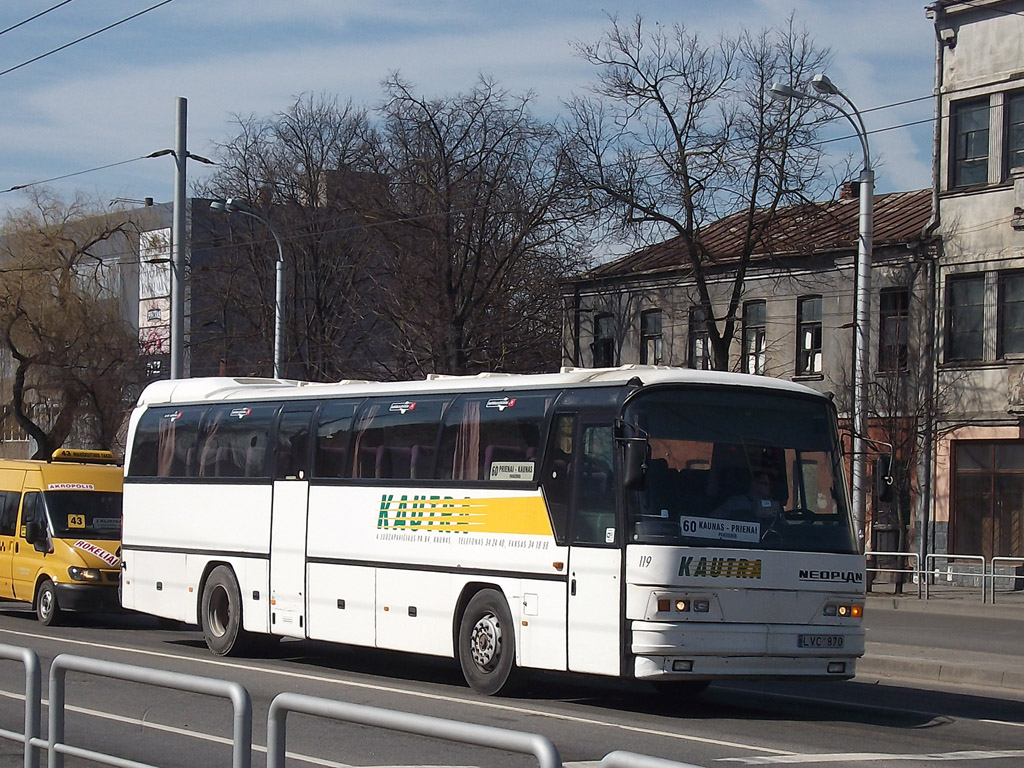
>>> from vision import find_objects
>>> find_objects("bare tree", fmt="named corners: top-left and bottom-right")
top-left (568, 14), bottom-right (831, 370)
top-left (0, 190), bottom-right (143, 458)
top-left (199, 94), bottom-right (383, 379)
top-left (352, 75), bottom-right (591, 377)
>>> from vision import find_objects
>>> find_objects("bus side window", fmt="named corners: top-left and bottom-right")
top-left (196, 404), bottom-right (277, 479)
top-left (438, 392), bottom-right (551, 482)
top-left (0, 491), bottom-right (15, 536)
top-left (127, 406), bottom-right (205, 478)
top-left (314, 401), bottom-right (357, 478)
top-left (541, 414), bottom-right (575, 544)
top-left (350, 398), bottom-right (447, 480)
top-left (19, 493), bottom-right (42, 539)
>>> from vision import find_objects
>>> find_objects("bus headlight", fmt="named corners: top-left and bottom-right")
top-left (68, 567), bottom-right (102, 582)
top-left (823, 602), bottom-right (863, 618)
top-left (656, 596), bottom-right (711, 614)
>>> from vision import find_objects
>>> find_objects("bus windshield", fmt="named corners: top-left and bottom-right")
top-left (43, 491), bottom-right (123, 540)
top-left (623, 387), bottom-right (858, 554)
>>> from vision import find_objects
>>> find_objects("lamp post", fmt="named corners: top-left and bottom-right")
top-left (770, 74), bottom-right (873, 547)
top-left (210, 197), bottom-right (286, 379)
top-left (147, 97), bottom-right (215, 380)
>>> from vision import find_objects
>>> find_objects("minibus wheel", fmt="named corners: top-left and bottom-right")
top-left (458, 589), bottom-right (520, 696)
top-left (201, 566), bottom-right (250, 656)
top-left (36, 579), bottom-right (62, 626)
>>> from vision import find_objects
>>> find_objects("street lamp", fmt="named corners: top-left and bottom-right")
top-left (210, 197), bottom-right (286, 379)
top-left (147, 97), bottom-right (216, 380)
top-left (770, 73), bottom-right (873, 548)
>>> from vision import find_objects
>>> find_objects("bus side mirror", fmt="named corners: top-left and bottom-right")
top-left (875, 456), bottom-right (894, 503)
top-left (23, 520), bottom-right (39, 544)
top-left (621, 438), bottom-right (649, 491)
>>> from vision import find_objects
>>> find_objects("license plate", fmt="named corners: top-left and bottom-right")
top-left (798, 634), bottom-right (844, 649)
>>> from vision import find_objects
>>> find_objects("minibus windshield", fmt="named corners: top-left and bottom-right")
top-left (43, 491), bottom-right (122, 540)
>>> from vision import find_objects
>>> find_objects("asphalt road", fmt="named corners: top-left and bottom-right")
top-left (0, 604), bottom-right (1022, 768)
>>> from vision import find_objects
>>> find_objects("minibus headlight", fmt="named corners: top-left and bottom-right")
top-left (68, 567), bottom-right (101, 582)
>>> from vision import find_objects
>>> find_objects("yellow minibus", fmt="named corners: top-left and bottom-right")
top-left (0, 449), bottom-right (123, 624)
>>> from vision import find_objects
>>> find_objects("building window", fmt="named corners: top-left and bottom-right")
top-left (1006, 92), bottom-right (1024, 177)
top-left (946, 275), bottom-right (985, 362)
top-left (878, 288), bottom-right (909, 372)
top-left (951, 98), bottom-right (989, 188)
top-left (999, 272), bottom-right (1024, 357)
top-left (954, 441), bottom-right (1024, 559)
top-left (592, 314), bottom-right (615, 368)
top-left (640, 309), bottom-right (663, 365)
top-left (742, 300), bottom-right (766, 375)
top-left (796, 296), bottom-right (822, 375)
top-left (688, 306), bottom-right (711, 370)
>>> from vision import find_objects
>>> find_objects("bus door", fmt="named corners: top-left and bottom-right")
top-left (270, 403), bottom-right (314, 638)
top-left (0, 472), bottom-right (24, 598)
top-left (551, 416), bottom-right (622, 675)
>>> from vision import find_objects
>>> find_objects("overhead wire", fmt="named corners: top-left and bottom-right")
top-left (0, 0), bottom-right (75, 38)
top-left (0, 0), bottom-right (176, 79)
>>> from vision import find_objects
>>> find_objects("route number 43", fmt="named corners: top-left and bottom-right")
top-left (67, 514), bottom-right (86, 528)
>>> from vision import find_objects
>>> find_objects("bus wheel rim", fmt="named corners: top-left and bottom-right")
top-left (470, 612), bottom-right (501, 669)
top-left (40, 590), bottom-right (53, 618)
top-left (209, 586), bottom-right (229, 637)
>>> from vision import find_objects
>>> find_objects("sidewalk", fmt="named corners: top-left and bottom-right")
top-left (857, 588), bottom-right (1024, 692)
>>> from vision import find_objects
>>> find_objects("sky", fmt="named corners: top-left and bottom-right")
top-left (0, 1), bottom-right (938, 217)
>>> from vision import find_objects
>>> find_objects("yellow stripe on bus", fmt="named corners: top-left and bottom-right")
top-left (376, 494), bottom-right (553, 536)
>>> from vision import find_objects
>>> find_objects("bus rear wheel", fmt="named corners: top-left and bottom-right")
top-left (201, 566), bottom-right (250, 656)
top-left (36, 579), bottom-right (62, 626)
top-left (458, 589), bottom-right (520, 696)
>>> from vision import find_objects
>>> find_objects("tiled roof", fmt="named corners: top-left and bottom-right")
top-left (586, 188), bottom-right (932, 279)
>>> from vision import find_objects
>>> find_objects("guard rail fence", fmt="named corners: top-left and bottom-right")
top-left (0, 643), bottom-right (706, 768)
top-left (866, 551), bottom-right (1024, 603)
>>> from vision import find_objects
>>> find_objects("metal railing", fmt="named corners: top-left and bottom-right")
top-left (267, 692), bottom-right (561, 768)
top-left (865, 550), bottom-right (921, 598)
top-left (0, 648), bottom-right (708, 768)
top-left (47, 653), bottom-right (252, 768)
top-left (990, 557), bottom-right (1024, 604)
top-left (924, 554), bottom-right (986, 601)
top-left (599, 751), bottom-right (706, 768)
top-left (867, 551), bottom-right (1024, 604)
top-left (0, 644), bottom-right (42, 768)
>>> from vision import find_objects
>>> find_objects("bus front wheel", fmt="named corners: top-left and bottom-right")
top-left (201, 566), bottom-right (250, 656)
top-left (458, 589), bottom-right (520, 696)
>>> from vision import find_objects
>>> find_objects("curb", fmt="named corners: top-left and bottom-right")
top-left (858, 651), bottom-right (1024, 691)
top-left (866, 594), bottom-right (1024, 619)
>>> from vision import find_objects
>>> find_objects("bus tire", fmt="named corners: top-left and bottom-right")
top-left (458, 589), bottom-right (520, 696)
top-left (36, 579), bottom-right (62, 626)
top-left (201, 566), bottom-right (250, 656)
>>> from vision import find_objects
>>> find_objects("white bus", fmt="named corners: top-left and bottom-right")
top-left (120, 366), bottom-right (865, 695)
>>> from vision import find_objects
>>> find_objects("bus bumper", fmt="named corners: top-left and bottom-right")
top-left (54, 583), bottom-right (121, 613)
top-left (631, 620), bottom-right (864, 680)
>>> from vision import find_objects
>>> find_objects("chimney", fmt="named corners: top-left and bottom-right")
top-left (840, 181), bottom-right (860, 200)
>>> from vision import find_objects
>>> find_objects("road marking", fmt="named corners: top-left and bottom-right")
top-left (718, 750), bottom-right (1024, 764)
top-left (0, 625), bottom-right (793, 756)
top-left (979, 719), bottom-right (1024, 729)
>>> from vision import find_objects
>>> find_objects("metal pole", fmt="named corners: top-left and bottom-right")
top-left (852, 167), bottom-right (874, 547)
top-left (170, 97), bottom-right (187, 379)
top-left (272, 232), bottom-right (284, 379)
